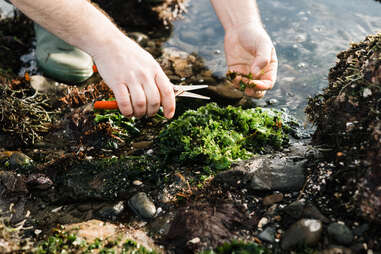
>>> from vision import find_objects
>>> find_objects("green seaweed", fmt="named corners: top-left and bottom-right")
top-left (34, 229), bottom-right (157, 254)
top-left (158, 103), bottom-right (297, 171)
top-left (200, 240), bottom-right (270, 254)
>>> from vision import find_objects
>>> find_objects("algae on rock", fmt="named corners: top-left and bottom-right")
top-left (306, 32), bottom-right (381, 223)
top-left (158, 103), bottom-right (299, 171)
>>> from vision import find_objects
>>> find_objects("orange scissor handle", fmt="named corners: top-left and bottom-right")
top-left (94, 100), bottom-right (118, 110)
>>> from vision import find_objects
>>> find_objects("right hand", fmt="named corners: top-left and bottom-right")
top-left (93, 35), bottom-right (175, 118)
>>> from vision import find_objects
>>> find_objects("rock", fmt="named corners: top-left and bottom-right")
top-left (26, 173), bottom-right (53, 190)
top-left (258, 227), bottom-right (276, 243)
top-left (0, 1), bottom-right (14, 20)
top-left (257, 217), bottom-right (269, 229)
top-left (263, 193), bottom-right (284, 206)
top-left (214, 152), bottom-right (306, 192)
top-left (327, 223), bottom-right (353, 245)
top-left (303, 203), bottom-right (329, 223)
top-left (207, 81), bottom-right (244, 99)
top-left (283, 200), bottom-right (305, 219)
top-left (352, 223), bottom-right (369, 236)
top-left (322, 246), bottom-right (352, 254)
top-left (97, 201), bottom-right (125, 220)
top-left (128, 192), bottom-right (156, 219)
top-left (281, 219), bottom-right (322, 250)
top-left (128, 32), bottom-right (149, 46)
top-left (8, 152), bottom-right (33, 168)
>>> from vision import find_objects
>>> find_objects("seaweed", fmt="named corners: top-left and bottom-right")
top-left (158, 103), bottom-right (298, 171)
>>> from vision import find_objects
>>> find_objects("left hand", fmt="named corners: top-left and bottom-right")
top-left (224, 22), bottom-right (278, 98)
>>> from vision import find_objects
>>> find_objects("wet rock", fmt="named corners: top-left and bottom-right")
top-left (97, 201), bottom-right (125, 220)
top-left (263, 193), bottom-right (284, 206)
top-left (8, 152), bottom-right (32, 168)
top-left (214, 152), bottom-right (306, 192)
top-left (327, 223), bottom-right (353, 245)
top-left (128, 192), bottom-right (156, 219)
top-left (207, 81), bottom-right (244, 99)
top-left (303, 203), bottom-right (329, 223)
top-left (352, 223), bottom-right (369, 236)
top-left (166, 202), bottom-right (252, 253)
top-left (128, 32), bottom-right (149, 47)
top-left (258, 226), bottom-right (276, 243)
top-left (283, 199), bottom-right (305, 219)
top-left (281, 219), bottom-right (322, 250)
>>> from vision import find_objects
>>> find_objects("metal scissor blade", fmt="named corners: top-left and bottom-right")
top-left (177, 91), bottom-right (210, 100)
top-left (173, 84), bottom-right (210, 100)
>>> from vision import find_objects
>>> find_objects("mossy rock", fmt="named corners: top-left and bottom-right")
top-left (158, 103), bottom-right (300, 171)
top-left (306, 32), bottom-right (381, 222)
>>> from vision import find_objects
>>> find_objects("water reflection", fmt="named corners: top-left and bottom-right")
top-left (166, 0), bottom-right (381, 119)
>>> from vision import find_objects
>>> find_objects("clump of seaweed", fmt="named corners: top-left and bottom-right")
top-left (306, 32), bottom-right (381, 222)
top-left (35, 228), bottom-right (158, 254)
top-left (0, 78), bottom-right (55, 145)
top-left (158, 103), bottom-right (299, 170)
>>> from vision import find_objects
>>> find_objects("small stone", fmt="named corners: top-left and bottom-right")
top-left (267, 98), bottom-right (279, 105)
top-left (281, 219), bottom-right (322, 250)
top-left (327, 222), bottom-right (353, 245)
top-left (133, 180), bottom-right (143, 186)
top-left (257, 217), bottom-right (269, 229)
top-left (258, 227), bottom-right (276, 243)
top-left (97, 201), bottom-right (125, 220)
top-left (363, 88), bottom-right (372, 98)
top-left (9, 152), bottom-right (33, 167)
top-left (128, 192), bottom-right (156, 219)
top-left (353, 223), bottom-right (369, 236)
top-left (188, 237), bottom-right (200, 244)
top-left (263, 193), bottom-right (284, 206)
top-left (303, 203), bottom-right (329, 223)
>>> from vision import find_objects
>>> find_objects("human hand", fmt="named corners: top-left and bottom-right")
top-left (92, 35), bottom-right (175, 118)
top-left (224, 22), bottom-right (278, 98)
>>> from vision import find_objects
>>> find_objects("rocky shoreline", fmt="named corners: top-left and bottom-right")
top-left (0, 1), bottom-right (380, 254)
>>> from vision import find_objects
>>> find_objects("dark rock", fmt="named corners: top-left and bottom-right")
top-left (352, 223), bottom-right (369, 236)
top-left (258, 227), bottom-right (276, 243)
top-left (283, 200), bottom-right (305, 219)
top-left (128, 192), bottom-right (156, 219)
top-left (327, 223), bottom-right (353, 245)
top-left (166, 202), bottom-right (253, 253)
top-left (281, 219), bottom-right (322, 250)
top-left (303, 203), bottom-right (330, 223)
top-left (214, 153), bottom-right (306, 192)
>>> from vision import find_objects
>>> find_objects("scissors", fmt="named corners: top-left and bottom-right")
top-left (93, 84), bottom-right (209, 110)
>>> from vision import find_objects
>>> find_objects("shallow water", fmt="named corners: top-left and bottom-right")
top-left (166, 0), bottom-right (381, 120)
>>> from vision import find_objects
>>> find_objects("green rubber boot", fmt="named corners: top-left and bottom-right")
top-left (35, 23), bottom-right (94, 84)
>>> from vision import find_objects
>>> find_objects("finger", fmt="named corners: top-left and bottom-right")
top-left (249, 48), bottom-right (278, 90)
top-left (155, 69), bottom-right (175, 119)
top-left (141, 78), bottom-right (161, 117)
top-left (112, 83), bottom-right (133, 117)
top-left (245, 89), bottom-right (266, 99)
top-left (127, 78), bottom-right (147, 118)
top-left (251, 42), bottom-right (272, 75)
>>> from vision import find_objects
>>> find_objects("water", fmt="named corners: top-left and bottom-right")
top-left (166, 0), bottom-right (381, 120)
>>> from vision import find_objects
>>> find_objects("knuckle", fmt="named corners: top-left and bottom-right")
top-left (135, 99), bottom-right (146, 109)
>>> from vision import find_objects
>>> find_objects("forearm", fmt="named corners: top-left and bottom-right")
top-left (9, 0), bottom-right (128, 58)
top-left (210, 0), bottom-right (262, 31)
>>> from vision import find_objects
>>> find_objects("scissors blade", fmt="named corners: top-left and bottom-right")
top-left (177, 91), bottom-right (210, 100)
top-left (173, 84), bottom-right (210, 100)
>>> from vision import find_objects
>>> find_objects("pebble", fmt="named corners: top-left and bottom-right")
top-left (327, 222), bottom-right (353, 245)
top-left (283, 200), bottom-right (305, 219)
top-left (258, 226), bottom-right (276, 243)
top-left (128, 192), bottom-right (156, 219)
top-left (266, 98), bottom-right (279, 105)
top-left (322, 246), bottom-right (353, 254)
top-left (133, 180), bottom-right (143, 186)
top-left (97, 201), bottom-right (125, 220)
top-left (281, 219), bottom-right (322, 250)
top-left (257, 217), bottom-right (269, 229)
top-left (9, 152), bottom-right (33, 167)
top-left (303, 203), bottom-right (329, 223)
top-left (263, 193), bottom-right (284, 206)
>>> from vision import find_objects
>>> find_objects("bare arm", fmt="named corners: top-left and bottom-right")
top-left (210, 0), bottom-right (277, 97)
top-left (10, 0), bottom-right (175, 118)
